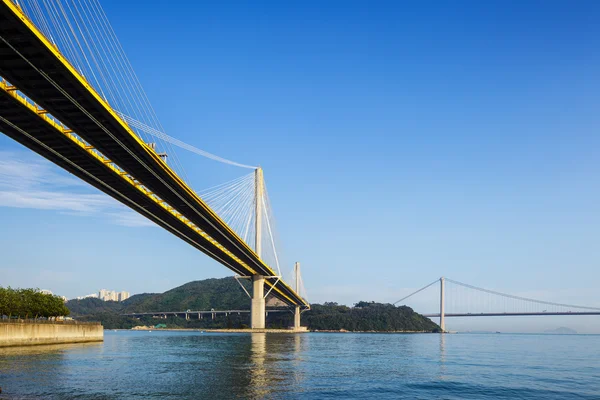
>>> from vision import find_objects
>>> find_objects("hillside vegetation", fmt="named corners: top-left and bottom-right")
top-left (306, 302), bottom-right (439, 332)
top-left (68, 277), bottom-right (439, 332)
top-left (1, 287), bottom-right (70, 318)
top-left (67, 278), bottom-right (252, 316)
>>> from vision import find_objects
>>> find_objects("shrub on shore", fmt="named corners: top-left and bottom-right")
top-left (0, 287), bottom-right (70, 318)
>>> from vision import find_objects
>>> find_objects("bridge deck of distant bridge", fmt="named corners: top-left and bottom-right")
top-left (422, 312), bottom-right (600, 318)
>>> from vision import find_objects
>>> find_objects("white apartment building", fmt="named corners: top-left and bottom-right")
top-left (98, 289), bottom-right (130, 302)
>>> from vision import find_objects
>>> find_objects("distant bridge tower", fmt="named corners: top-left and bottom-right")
top-left (440, 277), bottom-right (446, 332)
top-left (251, 167), bottom-right (266, 329)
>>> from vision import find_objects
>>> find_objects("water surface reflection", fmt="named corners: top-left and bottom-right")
top-left (1, 331), bottom-right (599, 399)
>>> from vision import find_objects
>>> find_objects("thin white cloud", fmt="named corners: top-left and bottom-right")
top-left (107, 211), bottom-right (156, 227)
top-left (0, 151), bottom-right (154, 227)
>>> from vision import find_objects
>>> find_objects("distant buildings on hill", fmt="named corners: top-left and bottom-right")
top-left (98, 289), bottom-right (130, 302)
top-left (75, 289), bottom-right (130, 302)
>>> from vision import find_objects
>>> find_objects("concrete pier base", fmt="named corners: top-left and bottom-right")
top-left (294, 306), bottom-right (301, 330)
top-left (251, 275), bottom-right (265, 329)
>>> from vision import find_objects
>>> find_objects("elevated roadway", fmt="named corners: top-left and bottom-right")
top-left (122, 309), bottom-right (287, 319)
top-left (0, 0), bottom-right (307, 308)
top-left (423, 312), bottom-right (600, 318)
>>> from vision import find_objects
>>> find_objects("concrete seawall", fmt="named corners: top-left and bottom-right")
top-left (0, 322), bottom-right (103, 347)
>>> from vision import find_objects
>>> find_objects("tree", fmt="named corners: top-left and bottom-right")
top-left (0, 287), bottom-right (70, 318)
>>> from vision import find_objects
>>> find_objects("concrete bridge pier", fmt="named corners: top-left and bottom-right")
top-left (251, 168), bottom-right (266, 329)
top-left (294, 306), bottom-right (301, 329)
top-left (293, 262), bottom-right (302, 330)
top-left (251, 274), bottom-right (266, 329)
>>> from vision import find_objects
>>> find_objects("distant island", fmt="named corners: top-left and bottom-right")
top-left (67, 277), bottom-right (440, 332)
top-left (544, 327), bottom-right (577, 334)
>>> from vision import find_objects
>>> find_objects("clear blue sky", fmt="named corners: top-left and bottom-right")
top-left (1, 0), bottom-right (599, 332)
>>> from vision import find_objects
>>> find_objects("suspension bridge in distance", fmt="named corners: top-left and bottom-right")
top-left (0, 0), bottom-right (308, 329)
top-left (396, 277), bottom-right (600, 332)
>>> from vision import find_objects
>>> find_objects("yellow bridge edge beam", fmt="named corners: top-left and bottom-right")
top-left (0, 79), bottom-right (302, 306)
top-left (2, 0), bottom-right (308, 306)
top-left (1, 0), bottom-right (284, 280)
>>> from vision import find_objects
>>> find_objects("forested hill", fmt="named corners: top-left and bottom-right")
top-left (67, 277), bottom-right (276, 316)
top-left (121, 278), bottom-right (258, 312)
top-left (67, 277), bottom-right (440, 332)
top-left (302, 302), bottom-right (440, 332)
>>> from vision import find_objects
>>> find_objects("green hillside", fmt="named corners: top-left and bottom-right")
top-left (67, 277), bottom-right (440, 332)
top-left (123, 278), bottom-right (252, 312)
top-left (306, 302), bottom-right (440, 332)
top-left (67, 277), bottom-right (251, 316)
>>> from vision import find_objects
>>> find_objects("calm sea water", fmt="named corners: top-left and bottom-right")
top-left (1, 331), bottom-right (599, 399)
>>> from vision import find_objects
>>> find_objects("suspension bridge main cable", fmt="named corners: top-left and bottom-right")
top-left (446, 278), bottom-right (600, 311)
top-left (116, 113), bottom-right (257, 169)
top-left (18, 0), bottom-right (190, 182)
top-left (393, 279), bottom-right (439, 306)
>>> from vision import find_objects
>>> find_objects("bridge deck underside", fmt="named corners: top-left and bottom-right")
top-left (0, 1), bottom-right (306, 307)
top-left (0, 88), bottom-right (255, 278)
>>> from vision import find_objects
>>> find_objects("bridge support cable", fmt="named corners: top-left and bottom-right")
top-left (4, 0), bottom-right (290, 286)
top-left (0, 84), bottom-right (259, 280)
top-left (1, 1), bottom-right (278, 276)
top-left (197, 168), bottom-right (287, 286)
top-left (393, 279), bottom-right (440, 306)
top-left (123, 111), bottom-right (285, 281)
top-left (445, 278), bottom-right (600, 314)
top-left (0, 1), bottom-right (308, 308)
top-left (397, 277), bottom-right (600, 324)
top-left (261, 178), bottom-right (284, 277)
top-left (16, 0), bottom-right (189, 181)
top-left (116, 113), bottom-right (257, 170)
top-left (0, 30), bottom-right (277, 288)
top-left (198, 172), bottom-right (256, 239)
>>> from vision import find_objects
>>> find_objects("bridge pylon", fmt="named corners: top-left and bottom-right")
top-left (440, 277), bottom-right (446, 332)
top-left (294, 262), bottom-right (301, 329)
top-left (251, 167), bottom-right (266, 329)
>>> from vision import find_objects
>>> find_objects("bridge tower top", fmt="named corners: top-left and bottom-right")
top-left (254, 167), bottom-right (264, 256)
top-left (295, 262), bottom-right (301, 293)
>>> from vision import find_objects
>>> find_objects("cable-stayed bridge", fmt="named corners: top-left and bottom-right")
top-left (0, 0), bottom-right (308, 329)
top-left (396, 277), bottom-right (600, 331)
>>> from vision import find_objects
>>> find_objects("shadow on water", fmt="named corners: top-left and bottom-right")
top-left (119, 332), bottom-right (309, 399)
